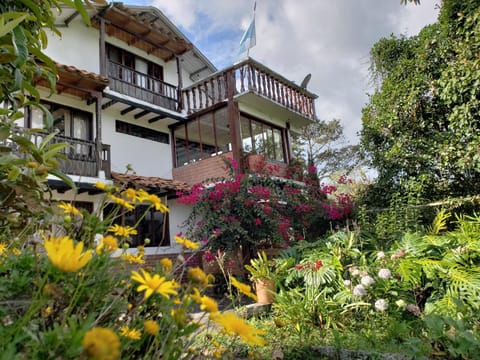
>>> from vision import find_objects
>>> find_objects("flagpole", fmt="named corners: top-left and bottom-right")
top-left (247, 1), bottom-right (256, 58)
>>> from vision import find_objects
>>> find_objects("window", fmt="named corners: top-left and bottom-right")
top-left (104, 203), bottom-right (170, 247)
top-left (115, 120), bottom-right (169, 144)
top-left (106, 44), bottom-right (164, 88)
top-left (240, 115), bottom-right (285, 162)
top-left (173, 107), bottom-right (230, 166)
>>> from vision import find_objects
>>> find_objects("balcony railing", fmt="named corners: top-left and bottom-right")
top-left (2, 128), bottom-right (110, 178)
top-left (182, 58), bottom-right (317, 119)
top-left (107, 60), bottom-right (179, 111)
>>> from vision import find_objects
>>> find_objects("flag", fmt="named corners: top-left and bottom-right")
top-left (238, 16), bottom-right (256, 56)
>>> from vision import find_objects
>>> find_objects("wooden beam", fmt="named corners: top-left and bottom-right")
top-left (120, 106), bottom-right (136, 115)
top-left (102, 99), bottom-right (117, 109)
top-left (64, 11), bottom-right (80, 26)
top-left (134, 110), bottom-right (150, 119)
top-left (148, 115), bottom-right (166, 123)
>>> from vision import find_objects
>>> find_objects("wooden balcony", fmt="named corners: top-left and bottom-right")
top-left (107, 60), bottom-right (179, 111)
top-left (3, 128), bottom-right (110, 179)
top-left (182, 58), bottom-right (317, 120)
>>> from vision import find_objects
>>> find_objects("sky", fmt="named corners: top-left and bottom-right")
top-left (124, 0), bottom-right (441, 144)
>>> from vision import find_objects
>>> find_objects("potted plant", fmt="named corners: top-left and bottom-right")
top-left (244, 251), bottom-right (276, 304)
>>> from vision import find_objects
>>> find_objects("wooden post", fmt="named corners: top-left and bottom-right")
top-left (226, 70), bottom-right (242, 174)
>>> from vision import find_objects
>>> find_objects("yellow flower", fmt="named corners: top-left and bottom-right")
top-left (107, 194), bottom-right (135, 211)
top-left (94, 181), bottom-right (108, 191)
top-left (42, 306), bottom-right (52, 317)
top-left (190, 288), bottom-right (203, 304)
top-left (58, 202), bottom-right (83, 217)
top-left (121, 253), bottom-right (145, 265)
top-left (188, 267), bottom-right (214, 288)
top-left (230, 276), bottom-right (257, 301)
top-left (131, 268), bottom-right (179, 299)
top-left (147, 194), bottom-right (169, 212)
top-left (11, 248), bottom-right (21, 256)
top-left (175, 236), bottom-right (199, 250)
top-left (143, 320), bottom-right (160, 335)
top-left (136, 189), bottom-right (150, 202)
top-left (44, 236), bottom-right (92, 272)
top-left (108, 224), bottom-right (137, 237)
top-left (200, 295), bottom-right (218, 313)
top-left (0, 242), bottom-right (7, 256)
top-left (160, 257), bottom-right (173, 273)
top-left (82, 327), bottom-right (120, 360)
top-left (122, 188), bottom-right (137, 202)
top-left (211, 312), bottom-right (265, 346)
top-left (119, 326), bottom-right (141, 340)
top-left (96, 235), bottom-right (119, 254)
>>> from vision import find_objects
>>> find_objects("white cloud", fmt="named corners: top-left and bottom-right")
top-left (133, 0), bottom-right (440, 143)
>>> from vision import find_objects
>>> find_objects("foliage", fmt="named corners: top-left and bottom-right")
top-left (291, 118), bottom-right (363, 180)
top-left (177, 159), bottom-right (354, 254)
top-left (361, 0), bottom-right (480, 205)
top-left (0, 182), bottom-right (270, 358)
top-left (266, 211), bottom-right (480, 359)
top-left (0, 0), bottom-right (102, 242)
top-left (244, 251), bottom-right (276, 281)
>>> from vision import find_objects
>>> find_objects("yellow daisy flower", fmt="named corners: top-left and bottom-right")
top-left (143, 320), bottom-right (159, 336)
top-left (230, 276), bottom-right (257, 301)
top-left (122, 188), bottom-right (137, 202)
top-left (160, 257), bottom-right (173, 273)
top-left (188, 267), bottom-right (215, 288)
top-left (107, 194), bottom-right (135, 211)
top-left (82, 327), bottom-right (120, 360)
top-left (94, 181), bottom-right (108, 191)
top-left (130, 268), bottom-right (179, 299)
top-left (57, 202), bottom-right (83, 217)
top-left (147, 194), bottom-right (169, 213)
top-left (96, 235), bottom-right (119, 254)
top-left (175, 236), bottom-right (199, 250)
top-left (11, 248), bottom-right (21, 256)
top-left (119, 326), bottom-right (141, 340)
top-left (200, 295), bottom-right (218, 313)
top-left (108, 224), bottom-right (137, 237)
top-left (211, 312), bottom-right (265, 346)
top-left (121, 253), bottom-right (145, 265)
top-left (0, 242), bottom-right (7, 256)
top-left (190, 288), bottom-right (203, 304)
top-left (44, 236), bottom-right (92, 272)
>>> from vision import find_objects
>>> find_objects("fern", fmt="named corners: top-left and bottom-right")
top-left (426, 210), bottom-right (450, 235)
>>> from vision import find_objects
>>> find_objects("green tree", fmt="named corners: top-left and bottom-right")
top-left (360, 0), bottom-right (480, 206)
top-left (292, 119), bottom-right (362, 180)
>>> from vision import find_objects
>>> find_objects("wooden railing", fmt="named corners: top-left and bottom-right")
top-left (2, 128), bottom-right (110, 178)
top-left (182, 58), bottom-right (317, 119)
top-left (107, 60), bottom-right (179, 111)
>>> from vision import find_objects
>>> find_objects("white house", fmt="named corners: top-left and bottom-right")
top-left (16, 2), bottom-right (318, 261)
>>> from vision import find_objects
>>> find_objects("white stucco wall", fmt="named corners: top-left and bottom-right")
top-left (101, 107), bottom-right (173, 178)
top-left (45, 21), bottom-right (100, 73)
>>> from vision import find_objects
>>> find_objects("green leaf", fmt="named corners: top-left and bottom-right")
top-left (0, 14), bottom-right (27, 38)
top-left (48, 169), bottom-right (76, 191)
top-left (0, 126), bottom-right (10, 141)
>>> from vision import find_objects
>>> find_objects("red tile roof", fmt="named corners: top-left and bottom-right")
top-left (111, 172), bottom-right (190, 194)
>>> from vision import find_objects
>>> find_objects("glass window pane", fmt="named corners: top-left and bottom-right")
top-left (214, 107), bottom-right (231, 153)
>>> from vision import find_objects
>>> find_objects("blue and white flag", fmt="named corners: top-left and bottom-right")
top-left (238, 5), bottom-right (256, 56)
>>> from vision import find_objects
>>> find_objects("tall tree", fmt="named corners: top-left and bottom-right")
top-left (360, 0), bottom-right (480, 205)
top-left (292, 119), bottom-right (362, 180)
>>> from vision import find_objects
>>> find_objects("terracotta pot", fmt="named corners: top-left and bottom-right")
top-left (255, 278), bottom-right (276, 304)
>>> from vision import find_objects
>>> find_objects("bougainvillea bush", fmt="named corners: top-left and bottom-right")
top-left (177, 159), bottom-right (354, 257)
